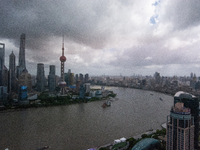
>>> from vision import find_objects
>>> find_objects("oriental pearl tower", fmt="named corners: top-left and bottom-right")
top-left (59, 36), bottom-right (67, 95)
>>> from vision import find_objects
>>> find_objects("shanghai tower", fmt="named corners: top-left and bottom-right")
top-left (0, 43), bottom-right (5, 86)
top-left (17, 34), bottom-right (26, 78)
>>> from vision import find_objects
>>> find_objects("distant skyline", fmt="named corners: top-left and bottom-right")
top-left (1, 0), bottom-right (200, 77)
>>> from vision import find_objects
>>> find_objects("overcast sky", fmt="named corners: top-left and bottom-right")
top-left (1, 0), bottom-right (200, 77)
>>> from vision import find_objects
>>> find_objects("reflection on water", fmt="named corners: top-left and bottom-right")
top-left (0, 86), bottom-right (173, 150)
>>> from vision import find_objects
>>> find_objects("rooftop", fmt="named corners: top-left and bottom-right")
top-left (131, 138), bottom-right (160, 150)
top-left (174, 91), bottom-right (196, 99)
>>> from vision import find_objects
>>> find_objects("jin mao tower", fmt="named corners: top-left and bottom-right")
top-left (9, 51), bottom-right (16, 92)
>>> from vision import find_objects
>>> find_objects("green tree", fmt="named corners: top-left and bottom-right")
top-left (141, 134), bottom-right (148, 139)
top-left (99, 147), bottom-right (109, 150)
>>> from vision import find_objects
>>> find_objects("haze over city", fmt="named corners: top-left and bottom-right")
top-left (1, 0), bottom-right (200, 76)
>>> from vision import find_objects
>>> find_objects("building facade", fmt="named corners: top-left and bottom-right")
top-left (166, 102), bottom-right (194, 150)
top-left (69, 73), bottom-right (74, 86)
top-left (174, 91), bottom-right (199, 149)
top-left (76, 80), bottom-right (81, 93)
top-left (0, 43), bottom-right (5, 86)
top-left (85, 73), bottom-right (89, 83)
top-left (0, 86), bottom-right (8, 105)
top-left (9, 51), bottom-right (17, 92)
top-left (18, 85), bottom-right (29, 105)
top-left (17, 34), bottom-right (26, 78)
top-left (36, 63), bottom-right (45, 92)
top-left (79, 84), bottom-right (85, 99)
top-left (75, 74), bottom-right (79, 82)
top-left (79, 73), bottom-right (83, 84)
top-left (48, 65), bottom-right (56, 92)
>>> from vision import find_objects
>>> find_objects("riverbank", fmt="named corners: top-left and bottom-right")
top-left (93, 84), bottom-right (200, 98)
top-left (0, 90), bottom-right (117, 112)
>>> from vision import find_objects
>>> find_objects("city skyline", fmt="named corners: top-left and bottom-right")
top-left (1, 0), bottom-right (200, 76)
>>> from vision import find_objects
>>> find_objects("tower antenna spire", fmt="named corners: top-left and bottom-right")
top-left (62, 34), bottom-right (64, 56)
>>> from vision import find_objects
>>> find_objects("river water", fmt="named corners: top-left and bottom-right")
top-left (0, 86), bottom-right (173, 150)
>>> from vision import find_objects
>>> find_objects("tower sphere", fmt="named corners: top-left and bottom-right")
top-left (60, 56), bottom-right (66, 62)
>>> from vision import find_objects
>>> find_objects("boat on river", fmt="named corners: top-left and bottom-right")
top-left (102, 100), bottom-right (111, 107)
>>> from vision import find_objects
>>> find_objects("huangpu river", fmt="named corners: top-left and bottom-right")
top-left (0, 86), bottom-right (173, 150)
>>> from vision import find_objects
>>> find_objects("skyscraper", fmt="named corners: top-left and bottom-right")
top-left (36, 63), bottom-right (45, 92)
top-left (85, 73), bottom-right (89, 83)
top-left (79, 73), bottom-right (83, 84)
top-left (69, 73), bottom-right (74, 86)
top-left (9, 51), bottom-right (16, 92)
top-left (166, 102), bottom-right (194, 150)
top-left (59, 36), bottom-right (67, 95)
top-left (48, 65), bottom-right (56, 92)
top-left (174, 91), bottom-right (199, 149)
top-left (75, 74), bottom-right (79, 82)
top-left (0, 43), bottom-right (5, 86)
top-left (154, 72), bottom-right (160, 84)
top-left (17, 34), bottom-right (26, 78)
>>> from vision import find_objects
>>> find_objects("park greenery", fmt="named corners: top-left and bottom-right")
top-left (16, 90), bottom-right (116, 109)
top-left (0, 88), bottom-right (116, 111)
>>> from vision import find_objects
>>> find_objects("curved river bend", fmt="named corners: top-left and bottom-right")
top-left (0, 86), bottom-right (173, 150)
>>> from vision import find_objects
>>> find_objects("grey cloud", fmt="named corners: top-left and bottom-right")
top-left (159, 0), bottom-right (200, 30)
top-left (1, 0), bottom-right (200, 76)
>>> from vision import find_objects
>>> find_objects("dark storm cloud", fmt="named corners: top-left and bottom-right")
top-left (0, 0), bottom-right (111, 50)
top-left (1, 0), bottom-right (200, 76)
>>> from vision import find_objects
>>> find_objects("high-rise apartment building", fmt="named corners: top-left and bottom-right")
top-left (154, 72), bottom-right (160, 84)
top-left (75, 74), bottom-right (79, 82)
top-left (174, 91), bottom-right (199, 149)
top-left (79, 73), bottom-right (83, 84)
top-left (68, 69), bottom-right (71, 74)
top-left (48, 65), bottom-right (56, 92)
top-left (85, 73), bottom-right (89, 83)
top-left (0, 43), bottom-right (5, 86)
top-left (9, 51), bottom-right (17, 92)
top-left (64, 73), bottom-right (69, 86)
top-left (0, 86), bottom-right (8, 105)
top-left (69, 73), bottom-right (74, 86)
top-left (3, 66), bottom-right (8, 87)
top-left (36, 63), bottom-right (45, 92)
top-left (17, 34), bottom-right (26, 78)
top-left (166, 102), bottom-right (194, 150)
